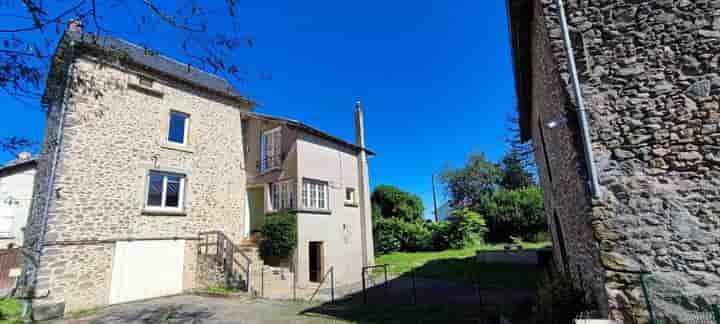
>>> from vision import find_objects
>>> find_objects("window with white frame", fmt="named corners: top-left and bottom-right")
top-left (146, 171), bottom-right (186, 211)
top-left (345, 188), bottom-right (356, 204)
top-left (302, 179), bottom-right (329, 210)
top-left (168, 111), bottom-right (189, 145)
top-left (260, 127), bottom-right (282, 171)
top-left (270, 180), bottom-right (295, 211)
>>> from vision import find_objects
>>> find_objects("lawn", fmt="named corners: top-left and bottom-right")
top-left (375, 242), bottom-right (551, 289)
top-left (0, 298), bottom-right (23, 324)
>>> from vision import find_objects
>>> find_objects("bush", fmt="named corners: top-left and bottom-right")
top-left (484, 186), bottom-right (546, 242)
top-left (373, 217), bottom-right (404, 255)
top-left (444, 208), bottom-right (488, 249)
top-left (400, 221), bottom-right (434, 252)
top-left (259, 211), bottom-right (297, 259)
top-left (371, 185), bottom-right (425, 222)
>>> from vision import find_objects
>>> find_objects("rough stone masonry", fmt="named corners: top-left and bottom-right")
top-left (510, 0), bottom-right (720, 322)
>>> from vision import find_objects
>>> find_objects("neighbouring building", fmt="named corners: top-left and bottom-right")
top-left (507, 0), bottom-right (720, 322)
top-left (23, 21), bottom-right (374, 319)
top-left (0, 152), bottom-right (37, 249)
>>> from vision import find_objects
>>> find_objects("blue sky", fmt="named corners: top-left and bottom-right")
top-left (1, 0), bottom-right (517, 219)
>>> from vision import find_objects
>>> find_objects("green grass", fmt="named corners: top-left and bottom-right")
top-left (375, 242), bottom-right (551, 289)
top-left (201, 286), bottom-right (237, 295)
top-left (0, 298), bottom-right (23, 324)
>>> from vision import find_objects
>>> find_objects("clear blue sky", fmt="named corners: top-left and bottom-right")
top-left (1, 0), bottom-right (517, 219)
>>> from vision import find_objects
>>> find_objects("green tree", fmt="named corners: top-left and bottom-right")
top-left (499, 148), bottom-right (535, 190)
top-left (371, 185), bottom-right (424, 222)
top-left (484, 186), bottom-right (546, 242)
top-left (439, 153), bottom-right (501, 212)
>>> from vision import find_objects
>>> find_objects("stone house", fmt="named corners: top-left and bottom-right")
top-left (0, 153), bottom-right (37, 249)
top-left (507, 0), bottom-right (720, 322)
top-left (23, 22), bottom-right (374, 319)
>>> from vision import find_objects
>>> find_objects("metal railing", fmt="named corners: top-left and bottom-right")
top-left (308, 266), bottom-right (335, 304)
top-left (361, 264), bottom-right (389, 304)
top-left (198, 231), bottom-right (253, 292)
top-left (257, 153), bottom-right (285, 172)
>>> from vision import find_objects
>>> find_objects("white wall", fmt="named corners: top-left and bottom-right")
top-left (0, 166), bottom-right (36, 247)
top-left (295, 133), bottom-right (365, 287)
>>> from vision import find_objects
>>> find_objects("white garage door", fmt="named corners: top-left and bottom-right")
top-left (109, 240), bottom-right (185, 304)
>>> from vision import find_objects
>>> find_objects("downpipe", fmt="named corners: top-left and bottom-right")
top-left (555, 0), bottom-right (601, 199)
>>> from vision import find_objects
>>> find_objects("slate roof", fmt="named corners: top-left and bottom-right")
top-left (0, 158), bottom-right (37, 175)
top-left (244, 112), bottom-right (375, 156)
top-left (63, 30), bottom-right (252, 105)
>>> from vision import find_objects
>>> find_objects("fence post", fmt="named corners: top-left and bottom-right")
top-left (331, 267), bottom-right (335, 304)
top-left (411, 270), bottom-right (416, 305)
top-left (261, 267), bottom-right (264, 298)
top-left (712, 304), bottom-right (720, 324)
top-left (384, 265), bottom-right (389, 297)
top-left (362, 268), bottom-right (367, 304)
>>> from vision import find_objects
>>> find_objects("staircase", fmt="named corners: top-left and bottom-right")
top-left (198, 231), bottom-right (264, 293)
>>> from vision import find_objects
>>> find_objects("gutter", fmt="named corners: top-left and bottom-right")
top-left (555, 0), bottom-right (601, 199)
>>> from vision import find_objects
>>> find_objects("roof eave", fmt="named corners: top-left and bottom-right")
top-left (506, 0), bottom-right (534, 142)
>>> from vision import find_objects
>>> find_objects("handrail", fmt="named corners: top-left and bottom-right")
top-left (308, 266), bottom-right (334, 304)
top-left (198, 231), bottom-right (253, 292)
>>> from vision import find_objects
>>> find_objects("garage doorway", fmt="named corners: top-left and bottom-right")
top-left (309, 241), bottom-right (324, 282)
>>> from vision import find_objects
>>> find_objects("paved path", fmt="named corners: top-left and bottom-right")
top-left (48, 294), bottom-right (345, 324)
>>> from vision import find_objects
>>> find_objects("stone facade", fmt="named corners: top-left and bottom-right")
top-left (26, 51), bottom-right (250, 314)
top-left (511, 0), bottom-right (720, 322)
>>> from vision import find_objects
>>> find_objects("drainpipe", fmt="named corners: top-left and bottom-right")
top-left (25, 39), bottom-right (76, 316)
top-left (355, 101), bottom-right (374, 267)
top-left (555, 0), bottom-right (601, 199)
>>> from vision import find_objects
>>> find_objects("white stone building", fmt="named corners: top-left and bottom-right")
top-left (0, 153), bottom-right (37, 249)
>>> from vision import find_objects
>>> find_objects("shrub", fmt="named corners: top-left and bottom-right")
top-left (371, 185), bottom-right (424, 222)
top-left (400, 221), bottom-right (434, 252)
top-left (484, 186), bottom-right (546, 242)
top-left (444, 208), bottom-right (488, 249)
top-left (259, 211), bottom-right (297, 259)
top-left (373, 217), bottom-right (404, 255)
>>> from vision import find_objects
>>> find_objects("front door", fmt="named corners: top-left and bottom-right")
top-left (309, 241), bottom-right (324, 282)
top-left (247, 187), bottom-right (265, 233)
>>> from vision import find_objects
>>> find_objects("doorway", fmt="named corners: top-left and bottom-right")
top-left (247, 187), bottom-right (265, 235)
top-left (309, 241), bottom-right (324, 282)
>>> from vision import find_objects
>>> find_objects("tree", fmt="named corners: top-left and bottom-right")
top-left (484, 186), bottom-right (546, 242)
top-left (1, 1), bottom-right (255, 154)
top-left (438, 152), bottom-right (501, 212)
top-left (499, 148), bottom-right (535, 190)
top-left (505, 112), bottom-right (536, 170)
top-left (371, 185), bottom-right (424, 223)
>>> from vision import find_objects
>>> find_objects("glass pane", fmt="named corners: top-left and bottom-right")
top-left (165, 176), bottom-right (181, 207)
top-left (318, 184), bottom-right (326, 209)
top-left (147, 173), bottom-right (163, 206)
top-left (303, 182), bottom-right (310, 208)
top-left (168, 112), bottom-right (187, 144)
top-left (310, 183), bottom-right (317, 208)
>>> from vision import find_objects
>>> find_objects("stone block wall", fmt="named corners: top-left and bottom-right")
top-left (532, 0), bottom-right (720, 322)
top-left (26, 54), bottom-right (251, 313)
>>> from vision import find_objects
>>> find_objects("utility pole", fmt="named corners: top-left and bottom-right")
top-left (432, 174), bottom-right (439, 222)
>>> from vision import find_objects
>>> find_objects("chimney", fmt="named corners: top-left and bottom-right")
top-left (354, 100), bottom-right (375, 266)
top-left (16, 152), bottom-right (31, 162)
top-left (68, 19), bottom-right (84, 33)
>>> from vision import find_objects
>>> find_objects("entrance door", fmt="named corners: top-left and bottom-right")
top-left (309, 241), bottom-right (324, 282)
top-left (247, 187), bottom-right (265, 233)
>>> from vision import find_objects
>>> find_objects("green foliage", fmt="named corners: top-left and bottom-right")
top-left (373, 217), bottom-right (404, 255)
top-left (439, 153), bottom-right (501, 212)
top-left (443, 208), bottom-right (488, 249)
top-left (0, 298), bottom-right (23, 323)
top-left (534, 271), bottom-right (596, 324)
top-left (371, 185), bottom-right (425, 222)
top-left (484, 186), bottom-right (546, 242)
top-left (400, 221), bottom-right (434, 252)
top-left (259, 211), bottom-right (297, 259)
top-left (499, 148), bottom-right (535, 190)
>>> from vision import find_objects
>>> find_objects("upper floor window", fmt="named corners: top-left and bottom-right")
top-left (345, 188), bottom-right (356, 204)
top-left (303, 179), bottom-right (328, 210)
top-left (168, 111), bottom-right (189, 145)
top-left (261, 127), bottom-right (282, 171)
top-left (146, 171), bottom-right (186, 212)
top-left (270, 180), bottom-right (295, 211)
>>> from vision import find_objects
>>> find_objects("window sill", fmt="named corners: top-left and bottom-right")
top-left (128, 83), bottom-right (164, 98)
top-left (161, 142), bottom-right (195, 153)
top-left (142, 208), bottom-right (187, 216)
top-left (259, 167), bottom-right (281, 175)
top-left (293, 208), bottom-right (332, 215)
top-left (344, 202), bottom-right (359, 208)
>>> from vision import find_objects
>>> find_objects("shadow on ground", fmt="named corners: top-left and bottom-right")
top-left (300, 257), bottom-right (541, 323)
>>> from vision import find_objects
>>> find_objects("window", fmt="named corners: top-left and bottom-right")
top-left (345, 188), bottom-right (356, 204)
top-left (168, 111), bottom-right (189, 145)
top-left (146, 171), bottom-right (186, 211)
top-left (270, 180), bottom-right (295, 211)
top-left (303, 179), bottom-right (329, 210)
top-left (260, 128), bottom-right (282, 171)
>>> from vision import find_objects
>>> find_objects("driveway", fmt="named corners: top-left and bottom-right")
top-left (49, 294), bottom-right (344, 324)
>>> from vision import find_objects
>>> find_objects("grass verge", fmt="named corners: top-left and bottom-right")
top-left (0, 298), bottom-right (23, 324)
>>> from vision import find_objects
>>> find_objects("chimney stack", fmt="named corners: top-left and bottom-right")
top-left (68, 19), bottom-right (84, 33)
top-left (354, 100), bottom-right (375, 266)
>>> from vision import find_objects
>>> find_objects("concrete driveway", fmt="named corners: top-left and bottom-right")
top-left (48, 294), bottom-right (345, 324)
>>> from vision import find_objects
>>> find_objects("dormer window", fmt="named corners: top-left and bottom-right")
top-left (260, 127), bottom-right (282, 171)
top-left (168, 111), bottom-right (189, 145)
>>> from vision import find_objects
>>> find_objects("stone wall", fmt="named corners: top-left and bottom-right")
top-left (27, 54), bottom-right (251, 313)
top-left (533, 0), bottom-right (720, 322)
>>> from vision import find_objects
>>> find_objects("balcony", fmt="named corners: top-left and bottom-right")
top-left (258, 153), bottom-right (285, 172)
